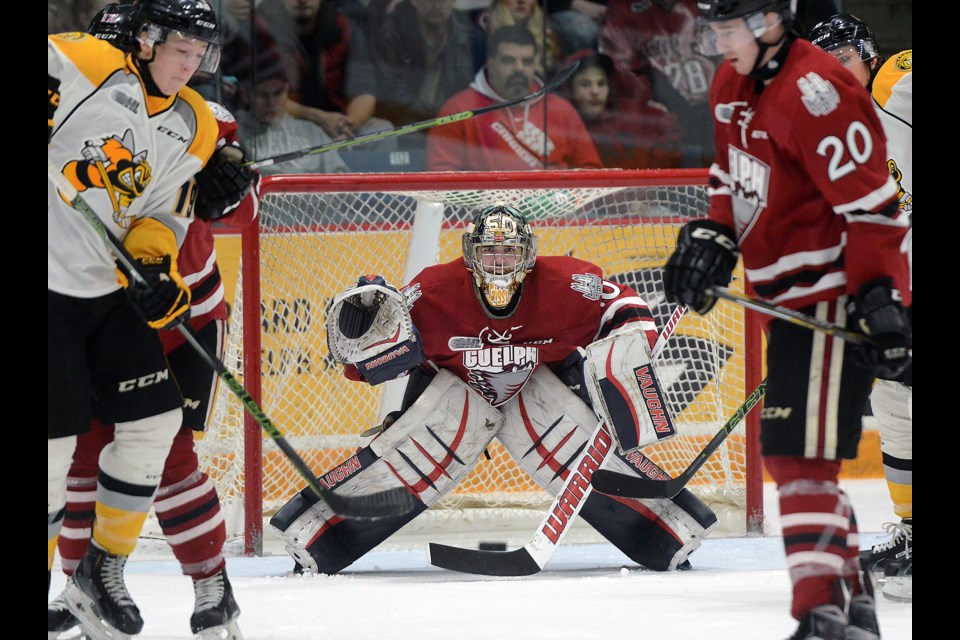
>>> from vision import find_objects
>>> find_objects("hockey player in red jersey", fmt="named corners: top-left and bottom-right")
top-left (810, 14), bottom-right (913, 605)
top-left (662, 2), bottom-right (911, 639)
top-left (269, 203), bottom-right (718, 576)
top-left (48, 4), bottom-right (259, 640)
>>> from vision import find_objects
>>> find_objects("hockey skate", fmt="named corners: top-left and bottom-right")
top-left (191, 569), bottom-right (243, 640)
top-left (859, 518), bottom-right (911, 573)
top-left (48, 578), bottom-right (86, 640)
top-left (64, 542), bottom-right (142, 640)
top-left (785, 604), bottom-right (847, 640)
top-left (880, 551), bottom-right (912, 603)
top-left (845, 594), bottom-right (880, 640)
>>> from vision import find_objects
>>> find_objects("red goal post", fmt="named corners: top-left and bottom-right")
top-left (201, 169), bottom-right (765, 556)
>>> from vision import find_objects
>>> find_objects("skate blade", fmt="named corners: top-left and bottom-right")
top-left (48, 628), bottom-right (87, 640)
top-left (881, 577), bottom-right (912, 603)
top-left (63, 583), bottom-right (132, 640)
top-left (195, 618), bottom-right (243, 640)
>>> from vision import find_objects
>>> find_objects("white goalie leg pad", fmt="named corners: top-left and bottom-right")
top-left (361, 369), bottom-right (505, 502)
top-left (585, 325), bottom-right (677, 452)
top-left (498, 366), bottom-right (715, 568)
top-left (270, 370), bottom-right (504, 557)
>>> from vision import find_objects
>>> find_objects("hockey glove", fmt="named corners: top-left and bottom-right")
top-left (847, 278), bottom-right (911, 380)
top-left (193, 144), bottom-right (258, 222)
top-left (48, 74), bottom-right (60, 143)
top-left (116, 255), bottom-right (192, 330)
top-left (663, 220), bottom-right (738, 314)
top-left (326, 275), bottom-right (425, 384)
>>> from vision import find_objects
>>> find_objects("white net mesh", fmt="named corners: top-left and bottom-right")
top-left (199, 172), bottom-right (758, 549)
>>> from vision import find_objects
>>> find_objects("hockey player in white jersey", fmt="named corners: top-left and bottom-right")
top-left (811, 14), bottom-right (912, 604)
top-left (48, 1), bottom-right (255, 639)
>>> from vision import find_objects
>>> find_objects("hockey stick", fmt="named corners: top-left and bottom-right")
top-left (246, 61), bottom-right (580, 170)
top-left (709, 286), bottom-right (870, 345)
top-left (591, 379), bottom-right (766, 499)
top-left (427, 305), bottom-right (687, 576)
top-left (48, 159), bottom-right (417, 520)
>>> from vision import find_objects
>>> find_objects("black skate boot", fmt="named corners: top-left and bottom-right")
top-left (845, 570), bottom-right (880, 640)
top-left (786, 604), bottom-right (847, 640)
top-left (859, 518), bottom-right (911, 574)
top-left (880, 547), bottom-right (912, 603)
top-left (65, 541), bottom-right (143, 640)
top-left (191, 568), bottom-right (242, 639)
top-left (48, 578), bottom-right (84, 640)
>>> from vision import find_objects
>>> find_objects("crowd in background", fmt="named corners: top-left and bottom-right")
top-left (49, 0), bottom-right (901, 174)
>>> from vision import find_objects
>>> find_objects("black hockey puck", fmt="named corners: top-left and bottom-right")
top-left (478, 542), bottom-right (508, 551)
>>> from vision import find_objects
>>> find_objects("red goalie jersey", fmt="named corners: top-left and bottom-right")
top-left (706, 38), bottom-right (910, 312)
top-left (348, 255), bottom-right (659, 407)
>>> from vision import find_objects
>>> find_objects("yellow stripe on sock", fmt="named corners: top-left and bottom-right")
top-left (92, 504), bottom-right (149, 555)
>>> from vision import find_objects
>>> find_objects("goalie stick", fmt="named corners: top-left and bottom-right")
top-left (591, 379), bottom-right (767, 499)
top-left (427, 304), bottom-right (687, 576)
top-left (246, 60), bottom-right (580, 170)
top-left (48, 159), bottom-right (417, 521)
top-left (709, 286), bottom-right (871, 345)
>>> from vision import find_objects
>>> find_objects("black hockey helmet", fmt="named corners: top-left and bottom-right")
top-left (87, 3), bottom-right (138, 52)
top-left (809, 14), bottom-right (879, 62)
top-left (462, 205), bottom-right (537, 309)
top-left (133, 0), bottom-right (221, 73)
top-left (696, 0), bottom-right (796, 23)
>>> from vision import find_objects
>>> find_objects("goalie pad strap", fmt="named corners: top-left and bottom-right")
top-left (585, 326), bottom-right (676, 452)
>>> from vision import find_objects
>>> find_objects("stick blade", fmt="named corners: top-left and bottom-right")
top-left (428, 543), bottom-right (543, 576)
top-left (321, 487), bottom-right (419, 520)
top-left (590, 469), bottom-right (680, 499)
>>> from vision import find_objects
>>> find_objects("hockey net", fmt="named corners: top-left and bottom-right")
top-left (199, 169), bottom-right (764, 555)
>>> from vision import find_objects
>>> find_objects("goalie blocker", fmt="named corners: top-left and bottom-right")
top-left (327, 275), bottom-right (425, 384)
top-left (585, 325), bottom-right (676, 452)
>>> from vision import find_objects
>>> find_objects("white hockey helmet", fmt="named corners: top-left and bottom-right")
top-left (462, 204), bottom-right (537, 309)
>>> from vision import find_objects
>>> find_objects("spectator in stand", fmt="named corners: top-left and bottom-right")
top-left (563, 50), bottom-right (681, 169)
top-left (249, 0), bottom-right (396, 150)
top-left (236, 63), bottom-right (352, 175)
top-left (426, 25), bottom-right (600, 171)
top-left (194, 0), bottom-right (288, 111)
top-left (545, 0), bottom-right (607, 56)
top-left (373, 0), bottom-right (485, 153)
top-left (477, 0), bottom-right (562, 78)
top-left (599, 0), bottom-right (718, 167)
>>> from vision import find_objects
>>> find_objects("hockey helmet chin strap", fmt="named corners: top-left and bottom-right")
top-left (749, 30), bottom-right (795, 82)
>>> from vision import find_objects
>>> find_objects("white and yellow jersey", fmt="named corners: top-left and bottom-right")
top-left (873, 49), bottom-right (912, 289)
top-left (48, 32), bottom-right (218, 298)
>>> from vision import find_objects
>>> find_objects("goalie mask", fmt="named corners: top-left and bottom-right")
top-left (462, 205), bottom-right (537, 309)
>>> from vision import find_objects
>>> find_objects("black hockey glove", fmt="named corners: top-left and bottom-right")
top-left (847, 278), bottom-right (911, 380)
top-left (663, 220), bottom-right (739, 315)
top-left (48, 74), bottom-right (61, 143)
top-left (116, 255), bottom-right (192, 330)
top-left (193, 144), bottom-right (257, 222)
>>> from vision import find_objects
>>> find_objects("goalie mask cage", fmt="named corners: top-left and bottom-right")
top-left (199, 169), bottom-right (765, 556)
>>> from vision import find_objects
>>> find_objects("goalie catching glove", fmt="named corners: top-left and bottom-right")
top-left (326, 275), bottom-right (425, 384)
top-left (116, 255), bottom-right (191, 330)
top-left (663, 220), bottom-right (738, 314)
top-left (193, 143), bottom-right (258, 222)
top-left (847, 278), bottom-right (911, 380)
